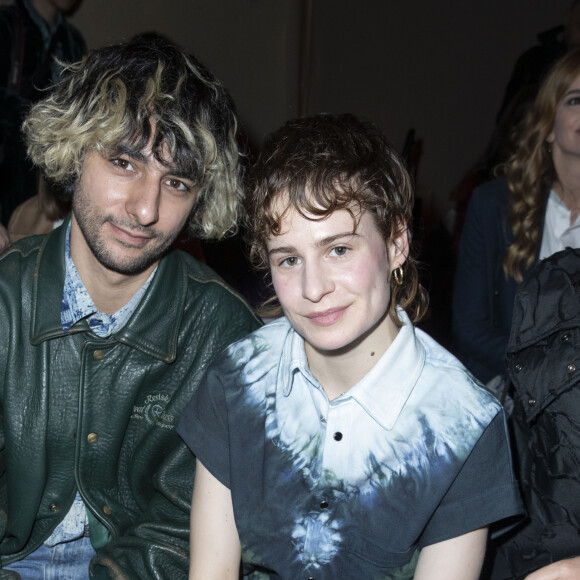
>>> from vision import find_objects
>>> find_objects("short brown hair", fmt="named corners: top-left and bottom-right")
top-left (246, 113), bottom-right (428, 324)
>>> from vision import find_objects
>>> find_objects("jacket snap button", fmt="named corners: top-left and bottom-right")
top-left (49, 503), bottom-right (59, 512)
top-left (87, 433), bottom-right (98, 444)
top-left (528, 397), bottom-right (536, 406)
top-left (319, 499), bottom-right (329, 509)
top-left (333, 432), bottom-right (343, 441)
top-left (515, 363), bottom-right (523, 373)
top-left (103, 505), bottom-right (112, 516)
top-left (93, 350), bottom-right (105, 360)
top-left (561, 334), bottom-right (571, 343)
top-left (568, 364), bottom-right (576, 372)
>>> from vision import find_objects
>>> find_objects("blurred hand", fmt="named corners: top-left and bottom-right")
top-left (0, 224), bottom-right (9, 252)
top-left (525, 557), bottom-right (580, 579)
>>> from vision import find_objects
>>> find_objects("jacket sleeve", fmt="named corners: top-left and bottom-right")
top-left (88, 294), bottom-right (260, 580)
top-left (452, 183), bottom-right (515, 383)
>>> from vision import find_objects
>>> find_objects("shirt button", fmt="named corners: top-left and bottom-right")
top-left (333, 432), bottom-right (343, 441)
top-left (319, 499), bottom-right (329, 509)
top-left (49, 503), bottom-right (59, 512)
top-left (103, 505), bottom-right (112, 516)
top-left (515, 363), bottom-right (523, 373)
top-left (568, 363), bottom-right (576, 372)
top-left (87, 433), bottom-right (99, 444)
top-left (93, 350), bottom-right (105, 360)
top-left (528, 397), bottom-right (536, 406)
top-left (561, 334), bottom-right (571, 343)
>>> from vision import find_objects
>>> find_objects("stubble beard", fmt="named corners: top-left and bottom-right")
top-left (72, 190), bottom-right (177, 276)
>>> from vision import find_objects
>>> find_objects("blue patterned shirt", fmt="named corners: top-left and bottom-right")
top-left (61, 223), bottom-right (155, 337)
top-left (178, 309), bottom-right (523, 579)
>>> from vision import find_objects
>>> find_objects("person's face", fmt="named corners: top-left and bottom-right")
top-left (547, 73), bottom-right (580, 161)
top-left (71, 144), bottom-right (198, 277)
top-left (266, 204), bottom-right (408, 360)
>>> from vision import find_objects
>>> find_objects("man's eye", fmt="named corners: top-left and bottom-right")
top-left (112, 158), bottom-right (133, 171)
top-left (167, 178), bottom-right (189, 192)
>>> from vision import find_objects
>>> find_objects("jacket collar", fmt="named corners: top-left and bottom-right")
top-left (30, 216), bottom-right (186, 363)
top-left (508, 247), bottom-right (580, 353)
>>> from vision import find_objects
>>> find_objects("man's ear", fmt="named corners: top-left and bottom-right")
top-left (389, 220), bottom-right (409, 268)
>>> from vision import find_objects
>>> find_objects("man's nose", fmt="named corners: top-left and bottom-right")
top-left (125, 177), bottom-right (160, 226)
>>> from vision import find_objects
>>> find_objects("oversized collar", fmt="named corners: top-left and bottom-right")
top-left (30, 216), bottom-right (187, 363)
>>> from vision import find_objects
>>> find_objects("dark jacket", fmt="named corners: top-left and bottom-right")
top-left (489, 248), bottom-right (580, 579)
top-left (452, 179), bottom-right (544, 383)
top-left (0, 220), bottom-right (260, 578)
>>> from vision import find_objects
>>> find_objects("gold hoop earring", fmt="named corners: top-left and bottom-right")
top-left (392, 266), bottom-right (404, 286)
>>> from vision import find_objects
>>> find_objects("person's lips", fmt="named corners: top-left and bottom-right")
top-left (305, 306), bottom-right (348, 326)
top-left (109, 222), bottom-right (154, 248)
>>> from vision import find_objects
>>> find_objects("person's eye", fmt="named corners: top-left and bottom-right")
top-left (166, 178), bottom-right (190, 192)
top-left (566, 96), bottom-right (580, 106)
top-left (280, 256), bottom-right (299, 267)
top-left (112, 158), bottom-right (134, 171)
top-left (330, 245), bottom-right (349, 257)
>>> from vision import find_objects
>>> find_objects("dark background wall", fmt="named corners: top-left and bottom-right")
top-left (18, 0), bottom-right (573, 219)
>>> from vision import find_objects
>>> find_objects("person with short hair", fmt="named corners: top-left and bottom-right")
top-left (178, 113), bottom-right (523, 579)
top-left (0, 37), bottom-right (259, 578)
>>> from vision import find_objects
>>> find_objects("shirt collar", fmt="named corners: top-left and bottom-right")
top-left (31, 217), bottom-right (188, 363)
top-left (278, 307), bottom-right (425, 430)
top-left (61, 222), bottom-right (156, 337)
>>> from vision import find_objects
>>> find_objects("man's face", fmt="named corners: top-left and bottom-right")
top-left (71, 145), bottom-right (198, 277)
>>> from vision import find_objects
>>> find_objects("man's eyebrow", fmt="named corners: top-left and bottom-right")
top-left (109, 144), bottom-right (147, 163)
top-left (108, 144), bottom-right (191, 179)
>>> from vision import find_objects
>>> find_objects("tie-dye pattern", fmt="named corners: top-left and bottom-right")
top-left (183, 310), bottom-right (522, 579)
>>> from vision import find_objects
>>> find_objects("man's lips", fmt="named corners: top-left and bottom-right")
top-left (110, 223), bottom-right (154, 248)
top-left (305, 306), bottom-right (348, 326)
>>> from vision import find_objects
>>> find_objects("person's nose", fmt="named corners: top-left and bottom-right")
top-left (302, 261), bottom-right (334, 302)
top-left (125, 177), bottom-right (160, 226)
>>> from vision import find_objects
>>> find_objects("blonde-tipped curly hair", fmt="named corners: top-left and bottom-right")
top-left (246, 113), bottom-right (428, 325)
top-left (23, 36), bottom-right (242, 240)
top-left (500, 48), bottom-right (580, 280)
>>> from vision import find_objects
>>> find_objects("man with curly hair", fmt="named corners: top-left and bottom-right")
top-left (0, 37), bottom-right (259, 578)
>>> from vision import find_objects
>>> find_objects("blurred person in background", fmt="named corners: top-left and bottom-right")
top-left (453, 48), bottom-right (580, 387)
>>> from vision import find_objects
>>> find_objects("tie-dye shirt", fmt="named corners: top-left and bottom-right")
top-left (179, 309), bottom-right (522, 579)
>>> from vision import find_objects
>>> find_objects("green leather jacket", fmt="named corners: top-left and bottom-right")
top-left (0, 220), bottom-right (260, 578)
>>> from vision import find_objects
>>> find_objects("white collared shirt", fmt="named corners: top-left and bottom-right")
top-left (540, 190), bottom-right (580, 260)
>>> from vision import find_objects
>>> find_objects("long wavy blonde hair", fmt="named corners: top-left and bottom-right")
top-left (501, 48), bottom-right (580, 280)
